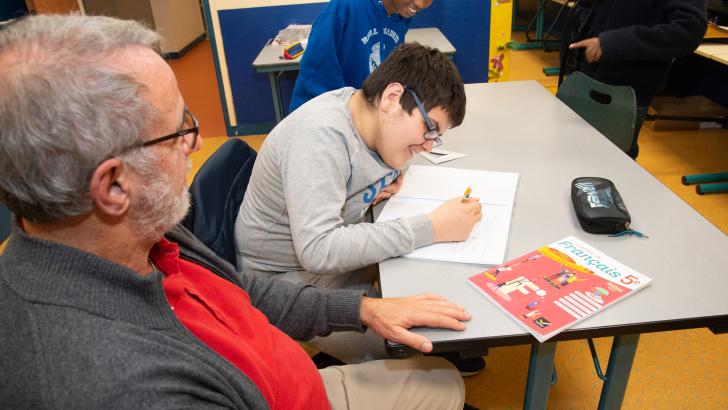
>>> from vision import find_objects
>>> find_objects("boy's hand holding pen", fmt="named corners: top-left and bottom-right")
top-left (429, 185), bottom-right (482, 243)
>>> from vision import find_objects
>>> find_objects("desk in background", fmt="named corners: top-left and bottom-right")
top-left (252, 28), bottom-right (456, 123)
top-left (664, 24), bottom-right (728, 194)
top-left (379, 81), bottom-right (728, 409)
top-left (690, 36), bottom-right (728, 193)
top-left (696, 23), bottom-right (728, 65)
top-left (204, 1), bottom-right (489, 135)
top-left (695, 43), bottom-right (728, 65)
top-left (509, 0), bottom-right (573, 53)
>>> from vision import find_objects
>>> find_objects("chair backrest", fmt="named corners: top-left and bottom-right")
top-left (0, 203), bottom-right (10, 243)
top-left (182, 138), bottom-right (257, 269)
top-left (556, 71), bottom-right (637, 153)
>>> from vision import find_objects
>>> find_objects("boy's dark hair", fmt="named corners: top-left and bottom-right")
top-left (361, 43), bottom-right (466, 127)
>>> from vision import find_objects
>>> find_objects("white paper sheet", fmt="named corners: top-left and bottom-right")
top-left (397, 165), bottom-right (519, 205)
top-left (418, 148), bottom-right (467, 164)
top-left (376, 165), bottom-right (519, 265)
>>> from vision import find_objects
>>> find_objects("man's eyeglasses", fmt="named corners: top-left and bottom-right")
top-left (141, 109), bottom-right (199, 150)
top-left (404, 88), bottom-right (442, 148)
top-left (116, 109), bottom-right (199, 157)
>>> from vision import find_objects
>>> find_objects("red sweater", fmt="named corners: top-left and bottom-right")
top-left (151, 239), bottom-right (329, 409)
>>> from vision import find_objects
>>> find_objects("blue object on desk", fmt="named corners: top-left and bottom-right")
top-left (283, 42), bottom-right (304, 60)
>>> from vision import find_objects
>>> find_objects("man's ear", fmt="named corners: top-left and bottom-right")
top-left (89, 158), bottom-right (131, 217)
top-left (379, 82), bottom-right (406, 113)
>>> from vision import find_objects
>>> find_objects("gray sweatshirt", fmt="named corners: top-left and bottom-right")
top-left (235, 87), bottom-right (434, 279)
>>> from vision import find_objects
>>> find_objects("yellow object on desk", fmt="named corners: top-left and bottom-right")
top-left (463, 186), bottom-right (472, 200)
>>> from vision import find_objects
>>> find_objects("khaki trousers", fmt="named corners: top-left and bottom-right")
top-left (319, 356), bottom-right (465, 410)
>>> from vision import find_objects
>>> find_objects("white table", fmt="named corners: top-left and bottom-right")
top-left (695, 43), bottom-right (728, 65)
top-left (379, 81), bottom-right (728, 410)
top-left (252, 28), bottom-right (456, 122)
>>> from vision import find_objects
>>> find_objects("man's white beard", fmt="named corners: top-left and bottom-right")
top-left (128, 160), bottom-right (191, 243)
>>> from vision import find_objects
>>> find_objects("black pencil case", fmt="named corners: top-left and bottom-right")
top-left (571, 177), bottom-right (631, 234)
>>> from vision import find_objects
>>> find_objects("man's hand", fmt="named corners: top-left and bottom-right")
top-left (372, 175), bottom-right (404, 206)
top-left (428, 196), bottom-right (482, 242)
top-left (569, 37), bottom-right (602, 63)
top-left (359, 294), bottom-right (470, 353)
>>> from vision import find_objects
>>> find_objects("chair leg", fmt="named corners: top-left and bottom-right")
top-left (682, 172), bottom-right (728, 185)
top-left (311, 352), bottom-right (346, 368)
top-left (697, 182), bottom-right (728, 195)
top-left (681, 172), bottom-right (728, 195)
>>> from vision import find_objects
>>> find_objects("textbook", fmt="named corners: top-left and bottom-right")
top-left (376, 165), bottom-right (518, 265)
top-left (467, 236), bottom-right (652, 342)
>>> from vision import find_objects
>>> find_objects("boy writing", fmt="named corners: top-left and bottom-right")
top-left (236, 43), bottom-right (481, 291)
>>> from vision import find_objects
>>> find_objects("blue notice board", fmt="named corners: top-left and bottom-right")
top-left (205, 0), bottom-right (490, 136)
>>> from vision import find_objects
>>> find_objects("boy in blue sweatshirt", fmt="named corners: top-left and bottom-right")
top-left (289, 0), bottom-right (433, 112)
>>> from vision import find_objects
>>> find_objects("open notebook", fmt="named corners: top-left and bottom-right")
top-left (376, 165), bottom-right (519, 265)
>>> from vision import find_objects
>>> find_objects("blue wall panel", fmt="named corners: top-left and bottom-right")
top-left (215, 1), bottom-right (489, 133)
top-left (410, 0), bottom-right (490, 84)
top-left (219, 4), bottom-right (325, 129)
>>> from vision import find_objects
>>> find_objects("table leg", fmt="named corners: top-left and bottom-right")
top-left (508, 0), bottom-right (546, 50)
top-left (268, 72), bottom-right (283, 123)
top-left (597, 334), bottom-right (640, 410)
top-left (523, 341), bottom-right (556, 410)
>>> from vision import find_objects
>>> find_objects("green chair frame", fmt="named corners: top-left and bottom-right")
top-left (556, 71), bottom-right (637, 153)
top-left (682, 172), bottom-right (728, 194)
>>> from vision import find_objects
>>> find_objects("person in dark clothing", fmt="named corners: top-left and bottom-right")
top-left (569, 0), bottom-right (707, 159)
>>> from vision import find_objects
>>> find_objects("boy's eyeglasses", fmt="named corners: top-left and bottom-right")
top-left (404, 88), bottom-right (442, 148)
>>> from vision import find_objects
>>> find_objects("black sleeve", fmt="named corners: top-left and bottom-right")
top-left (599, 0), bottom-right (707, 63)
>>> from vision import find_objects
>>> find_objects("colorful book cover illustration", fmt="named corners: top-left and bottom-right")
top-left (468, 236), bottom-right (652, 342)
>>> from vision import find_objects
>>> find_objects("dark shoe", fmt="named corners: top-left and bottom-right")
top-left (432, 351), bottom-right (486, 377)
top-left (463, 404), bottom-right (480, 410)
top-left (311, 352), bottom-right (346, 369)
top-left (453, 356), bottom-right (486, 377)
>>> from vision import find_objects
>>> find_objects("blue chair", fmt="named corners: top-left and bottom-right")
top-left (182, 138), bottom-right (257, 269)
top-left (0, 203), bottom-right (10, 243)
top-left (188, 139), bottom-right (351, 369)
